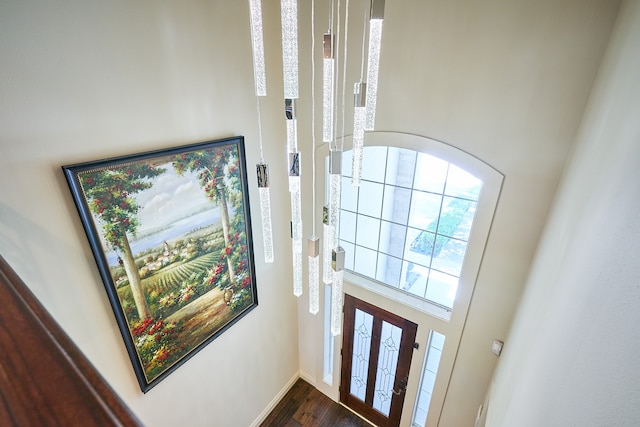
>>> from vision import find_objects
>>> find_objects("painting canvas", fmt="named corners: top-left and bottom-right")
top-left (62, 136), bottom-right (257, 392)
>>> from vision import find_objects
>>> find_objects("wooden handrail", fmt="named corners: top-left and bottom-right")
top-left (0, 255), bottom-right (143, 427)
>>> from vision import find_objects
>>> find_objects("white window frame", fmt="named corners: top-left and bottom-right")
top-left (329, 132), bottom-right (502, 321)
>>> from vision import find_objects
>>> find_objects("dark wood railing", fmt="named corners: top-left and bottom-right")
top-left (0, 255), bottom-right (142, 426)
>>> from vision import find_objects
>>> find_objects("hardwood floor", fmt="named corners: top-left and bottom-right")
top-left (260, 379), bottom-right (373, 427)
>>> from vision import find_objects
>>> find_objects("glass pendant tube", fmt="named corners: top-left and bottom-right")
top-left (331, 246), bottom-right (345, 336)
top-left (285, 99), bottom-right (297, 152)
top-left (323, 32), bottom-right (335, 142)
top-left (280, 0), bottom-right (299, 99)
top-left (309, 0), bottom-right (320, 314)
top-left (289, 154), bottom-right (303, 296)
top-left (322, 206), bottom-right (333, 284)
top-left (290, 186), bottom-right (303, 296)
top-left (364, 0), bottom-right (385, 131)
top-left (257, 163), bottom-right (274, 263)
top-left (248, 0), bottom-right (267, 96)
top-left (308, 237), bottom-right (320, 314)
top-left (286, 99), bottom-right (299, 192)
top-left (286, 118), bottom-right (298, 193)
top-left (329, 152), bottom-right (342, 333)
top-left (286, 118), bottom-right (298, 155)
top-left (352, 82), bottom-right (366, 186)
top-left (289, 170), bottom-right (302, 242)
top-left (292, 236), bottom-right (303, 297)
top-left (329, 150), bottom-right (342, 248)
top-left (285, 100), bottom-right (297, 151)
top-left (249, 0), bottom-right (272, 263)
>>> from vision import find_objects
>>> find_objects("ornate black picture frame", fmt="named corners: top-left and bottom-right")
top-left (63, 136), bottom-right (258, 392)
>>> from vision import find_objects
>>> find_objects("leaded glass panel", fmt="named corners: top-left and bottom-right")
top-left (350, 309), bottom-right (374, 401)
top-left (372, 321), bottom-right (403, 416)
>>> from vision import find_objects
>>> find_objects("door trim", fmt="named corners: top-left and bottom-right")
top-left (340, 294), bottom-right (418, 426)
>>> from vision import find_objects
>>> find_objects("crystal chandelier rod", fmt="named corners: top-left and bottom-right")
top-left (331, 246), bottom-right (345, 336)
top-left (325, 0), bottom-right (340, 288)
top-left (289, 152), bottom-right (303, 297)
top-left (322, 32), bottom-right (335, 142)
top-left (351, 9), bottom-right (368, 186)
top-left (327, 0), bottom-right (342, 250)
top-left (248, 0), bottom-right (267, 96)
top-left (308, 0), bottom-right (320, 314)
top-left (322, 206), bottom-right (333, 284)
top-left (281, 0), bottom-right (299, 99)
top-left (285, 99), bottom-right (298, 156)
top-left (351, 82), bottom-right (366, 186)
top-left (327, 0), bottom-right (348, 249)
top-left (287, 98), bottom-right (303, 297)
top-left (328, 149), bottom-right (342, 334)
top-left (329, 0), bottom-right (350, 337)
top-left (248, 0), bottom-right (274, 263)
top-left (339, 0), bottom-right (350, 152)
top-left (256, 162), bottom-right (274, 263)
top-left (364, 0), bottom-right (385, 131)
top-left (328, 150), bottom-right (342, 250)
top-left (308, 237), bottom-right (320, 314)
top-left (330, 0), bottom-right (340, 151)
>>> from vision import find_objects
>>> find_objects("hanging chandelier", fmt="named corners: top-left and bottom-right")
top-left (281, 0), bottom-right (299, 100)
top-left (246, 0), bottom-right (386, 336)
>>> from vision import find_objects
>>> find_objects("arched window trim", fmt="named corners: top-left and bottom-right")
top-left (324, 131), bottom-right (503, 322)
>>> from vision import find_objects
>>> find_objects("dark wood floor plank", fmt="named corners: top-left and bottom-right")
top-left (261, 379), bottom-right (371, 427)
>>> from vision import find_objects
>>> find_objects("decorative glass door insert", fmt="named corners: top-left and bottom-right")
top-left (341, 294), bottom-right (418, 427)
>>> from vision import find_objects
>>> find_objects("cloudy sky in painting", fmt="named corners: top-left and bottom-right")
top-left (133, 162), bottom-right (214, 233)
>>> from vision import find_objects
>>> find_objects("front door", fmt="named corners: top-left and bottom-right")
top-left (340, 294), bottom-right (418, 427)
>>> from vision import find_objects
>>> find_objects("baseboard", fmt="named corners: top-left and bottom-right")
top-left (250, 372), bottom-right (300, 427)
top-left (298, 369), bottom-right (316, 385)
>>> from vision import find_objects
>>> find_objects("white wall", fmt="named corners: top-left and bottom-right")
top-left (0, 1), bottom-right (624, 426)
top-left (293, 1), bottom-right (620, 426)
top-left (0, 1), bottom-right (298, 426)
top-left (486, 0), bottom-right (640, 425)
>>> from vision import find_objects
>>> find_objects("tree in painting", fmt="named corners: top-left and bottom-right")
top-left (172, 147), bottom-right (251, 309)
top-left (80, 164), bottom-right (165, 320)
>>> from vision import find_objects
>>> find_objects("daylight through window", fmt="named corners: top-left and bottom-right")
top-left (338, 146), bottom-right (482, 309)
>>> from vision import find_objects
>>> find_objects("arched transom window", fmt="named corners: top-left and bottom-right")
top-left (328, 132), bottom-right (502, 318)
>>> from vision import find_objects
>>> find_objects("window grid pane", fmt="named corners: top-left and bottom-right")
top-left (376, 253), bottom-right (402, 287)
top-left (361, 146), bottom-right (388, 183)
top-left (379, 220), bottom-right (406, 258)
top-left (337, 146), bottom-right (482, 309)
top-left (341, 175), bottom-right (359, 212)
top-left (443, 163), bottom-right (482, 200)
top-left (353, 245), bottom-right (378, 278)
top-left (381, 185), bottom-right (412, 224)
top-left (355, 214), bottom-right (381, 250)
top-left (339, 210), bottom-right (357, 243)
top-left (358, 181), bottom-right (384, 218)
top-left (385, 147), bottom-right (417, 188)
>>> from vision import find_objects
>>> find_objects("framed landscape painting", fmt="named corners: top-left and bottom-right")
top-left (63, 136), bottom-right (258, 392)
